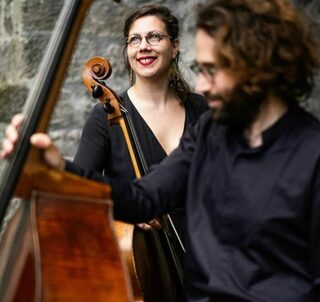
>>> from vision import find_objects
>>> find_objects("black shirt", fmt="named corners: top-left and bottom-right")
top-left (67, 104), bottom-right (320, 301)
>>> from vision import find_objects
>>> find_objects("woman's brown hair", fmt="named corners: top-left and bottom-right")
top-left (123, 4), bottom-right (190, 103)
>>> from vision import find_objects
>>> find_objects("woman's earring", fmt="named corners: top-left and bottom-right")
top-left (129, 68), bottom-right (135, 85)
top-left (169, 57), bottom-right (180, 88)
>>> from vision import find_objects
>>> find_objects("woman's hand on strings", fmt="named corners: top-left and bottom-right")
top-left (1, 114), bottom-right (65, 171)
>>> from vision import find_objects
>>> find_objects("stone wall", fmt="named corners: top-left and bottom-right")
top-left (0, 0), bottom-right (207, 159)
top-left (0, 0), bottom-right (319, 161)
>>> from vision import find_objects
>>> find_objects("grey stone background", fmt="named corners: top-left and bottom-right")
top-left (0, 0), bottom-right (319, 164)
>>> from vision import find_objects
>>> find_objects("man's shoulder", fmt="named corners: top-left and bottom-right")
top-left (189, 110), bottom-right (218, 140)
top-left (292, 106), bottom-right (320, 150)
top-left (198, 109), bottom-right (212, 122)
top-left (186, 92), bottom-right (209, 112)
top-left (295, 106), bottom-right (320, 134)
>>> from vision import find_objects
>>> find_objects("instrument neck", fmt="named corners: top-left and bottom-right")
top-left (0, 0), bottom-right (92, 223)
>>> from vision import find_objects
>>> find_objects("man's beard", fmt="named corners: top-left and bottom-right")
top-left (207, 84), bottom-right (267, 129)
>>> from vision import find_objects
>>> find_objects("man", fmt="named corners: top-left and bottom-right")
top-left (2, 0), bottom-right (320, 301)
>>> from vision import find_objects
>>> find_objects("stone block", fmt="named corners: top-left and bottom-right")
top-left (0, 84), bottom-right (28, 122)
top-left (21, 0), bottom-right (63, 33)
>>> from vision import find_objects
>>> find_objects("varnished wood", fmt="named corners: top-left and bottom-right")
top-left (1, 192), bottom-right (133, 302)
top-left (15, 163), bottom-right (111, 200)
top-left (35, 191), bottom-right (131, 301)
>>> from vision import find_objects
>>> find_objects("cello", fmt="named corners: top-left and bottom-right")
top-left (0, 1), bottom-right (132, 301)
top-left (82, 56), bottom-right (186, 302)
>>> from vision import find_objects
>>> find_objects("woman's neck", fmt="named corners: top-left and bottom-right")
top-left (128, 77), bottom-right (175, 109)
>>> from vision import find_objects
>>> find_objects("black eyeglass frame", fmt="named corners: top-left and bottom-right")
top-left (126, 31), bottom-right (172, 47)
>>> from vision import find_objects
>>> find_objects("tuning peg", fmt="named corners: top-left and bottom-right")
top-left (92, 85), bottom-right (103, 99)
top-left (103, 103), bottom-right (115, 114)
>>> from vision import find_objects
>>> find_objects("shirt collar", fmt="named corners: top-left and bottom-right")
top-left (230, 104), bottom-right (299, 151)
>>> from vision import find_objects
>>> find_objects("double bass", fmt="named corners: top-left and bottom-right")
top-left (0, 1), bottom-right (132, 301)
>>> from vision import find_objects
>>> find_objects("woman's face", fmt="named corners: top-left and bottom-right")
top-left (126, 15), bottom-right (179, 82)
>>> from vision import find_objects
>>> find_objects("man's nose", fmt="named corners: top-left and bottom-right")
top-left (195, 72), bottom-right (213, 95)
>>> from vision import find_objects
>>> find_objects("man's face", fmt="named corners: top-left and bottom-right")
top-left (195, 29), bottom-right (237, 115)
top-left (194, 29), bottom-right (264, 128)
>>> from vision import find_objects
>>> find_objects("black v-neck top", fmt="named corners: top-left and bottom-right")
top-left (73, 91), bottom-right (207, 238)
top-left (73, 91), bottom-right (207, 180)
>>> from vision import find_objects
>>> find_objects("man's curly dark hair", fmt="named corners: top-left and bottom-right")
top-left (197, 0), bottom-right (320, 103)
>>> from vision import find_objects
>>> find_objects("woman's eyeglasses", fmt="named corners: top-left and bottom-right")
top-left (127, 31), bottom-right (171, 47)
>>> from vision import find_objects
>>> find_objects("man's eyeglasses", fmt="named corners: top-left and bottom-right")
top-left (190, 62), bottom-right (217, 79)
top-left (127, 31), bottom-right (171, 47)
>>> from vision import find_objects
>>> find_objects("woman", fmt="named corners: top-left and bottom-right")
top-left (1, 5), bottom-right (207, 248)
top-left (73, 4), bottom-right (207, 237)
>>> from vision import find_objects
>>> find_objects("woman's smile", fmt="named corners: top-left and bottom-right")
top-left (137, 56), bottom-right (158, 66)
